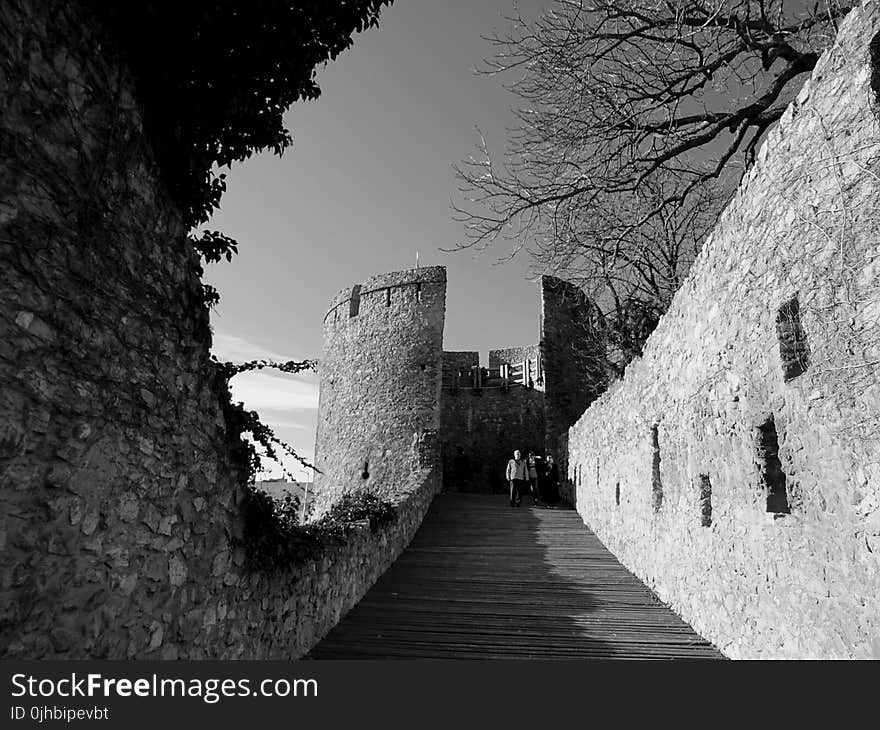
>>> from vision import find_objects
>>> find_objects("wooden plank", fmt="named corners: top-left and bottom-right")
top-left (307, 494), bottom-right (725, 659)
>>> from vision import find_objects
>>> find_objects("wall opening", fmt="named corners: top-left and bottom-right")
top-left (699, 474), bottom-right (712, 527)
top-left (385, 288), bottom-right (391, 307)
top-left (615, 482), bottom-right (620, 507)
top-left (776, 295), bottom-right (809, 381)
top-left (651, 424), bottom-right (663, 512)
top-left (361, 460), bottom-right (370, 480)
top-left (757, 415), bottom-right (790, 515)
top-left (415, 283), bottom-right (422, 302)
top-left (349, 284), bottom-right (362, 317)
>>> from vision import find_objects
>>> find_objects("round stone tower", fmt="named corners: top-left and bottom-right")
top-left (312, 266), bottom-right (447, 513)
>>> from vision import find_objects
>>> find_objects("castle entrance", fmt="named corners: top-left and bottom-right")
top-left (441, 357), bottom-right (545, 494)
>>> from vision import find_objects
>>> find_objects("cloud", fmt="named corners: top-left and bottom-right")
top-left (211, 331), bottom-right (313, 364)
top-left (228, 370), bottom-right (319, 412)
top-left (258, 418), bottom-right (315, 432)
top-left (210, 330), bottom-right (323, 480)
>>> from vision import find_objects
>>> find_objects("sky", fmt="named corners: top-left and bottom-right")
top-left (205, 1), bottom-right (549, 480)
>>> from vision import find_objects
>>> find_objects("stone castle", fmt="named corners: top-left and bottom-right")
top-left (312, 269), bottom-right (603, 511)
top-left (310, 0), bottom-right (880, 658)
top-left (2, 0), bottom-right (879, 659)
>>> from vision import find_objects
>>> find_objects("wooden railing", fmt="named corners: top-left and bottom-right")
top-left (447, 358), bottom-right (543, 391)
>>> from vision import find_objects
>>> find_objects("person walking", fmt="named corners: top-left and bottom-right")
top-left (544, 454), bottom-right (561, 507)
top-left (526, 452), bottom-right (539, 506)
top-left (505, 449), bottom-right (528, 507)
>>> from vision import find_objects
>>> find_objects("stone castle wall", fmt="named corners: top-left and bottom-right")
top-left (488, 345), bottom-right (542, 379)
top-left (1, 0), bottom-right (245, 657)
top-left (566, 1), bottom-right (880, 659)
top-left (314, 273), bottom-right (603, 499)
top-left (313, 267), bottom-right (446, 513)
top-left (0, 0), bottom-right (438, 658)
top-left (541, 275), bottom-right (606, 465)
top-left (440, 348), bottom-right (545, 493)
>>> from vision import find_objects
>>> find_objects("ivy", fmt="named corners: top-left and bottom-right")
top-left (318, 491), bottom-right (398, 536)
top-left (242, 488), bottom-right (398, 570)
top-left (78, 4), bottom-right (401, 565)
top-left (212, 359), bottom-right (399, 572)
top-left (241, 487), bottom-right (322, 568)
top-left (218, 358), bottom-right (318, 377)
top-left (213, 356), bottom-right (319, 484)
top-left (192, 230), bottom-right (239, 264)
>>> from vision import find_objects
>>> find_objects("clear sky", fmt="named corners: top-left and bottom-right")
top-left (206, 1), bottom-right (548, 480)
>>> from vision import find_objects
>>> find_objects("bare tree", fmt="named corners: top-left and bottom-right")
top-left (454, 0), bottom-right (852, 362)
top-left (535, 175), bottom-right (721, 366)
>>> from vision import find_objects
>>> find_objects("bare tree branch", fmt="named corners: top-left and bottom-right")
top-left (453, 0), bottom-right (851, 365)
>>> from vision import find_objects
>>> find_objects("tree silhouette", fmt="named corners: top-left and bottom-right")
top-left (93, 1), bottom-right (393, 230)
top-left (455, 0), bottom-right (852, 363)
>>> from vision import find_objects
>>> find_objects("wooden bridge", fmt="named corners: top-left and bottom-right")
top-left (308, 494), bottom-right (724, 659)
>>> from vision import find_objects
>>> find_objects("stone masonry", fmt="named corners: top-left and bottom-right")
top-left (314, 272), bottom-right (602, 504)
top-left (12, 0), bottom-right (876, 662)
top-left (0, 0), bottom-right (437, 659)
top-left (541, 275), bottom-right (607, 474)
top-left (440, 349), bottom-right (545, 493)
top-left (566, 0), bottom-right (880, 659)
top-left (313, 267), bottom-right (447, 514)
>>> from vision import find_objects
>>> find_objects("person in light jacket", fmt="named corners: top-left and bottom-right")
top-left (505, 449), bottom-right (529, 507)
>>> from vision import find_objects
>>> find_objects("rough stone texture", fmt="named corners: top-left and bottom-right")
top-left (541, 276), bottom-right (606, 465)
top-left (440, 348), bottom-right (545, 492)
top-left (566, 1), bottom-right (880, 659)
top-left (313, 267), bottom-right (446, 514)
top-left (441, 383), bottom-right (545, 493)
top-left (263, 468), bottom-right (441, 660)
top-left (0, 0), bottom-right (440, 659)
top-left (1, 0), bottom-right (239, 658)
top-left (442, 350), bottom-right (480, 389)
top-left (315, 270), bottom-right (601, 501)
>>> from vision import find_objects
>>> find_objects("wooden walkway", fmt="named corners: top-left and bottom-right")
top-left (308, 494), bottom-right (724, 659)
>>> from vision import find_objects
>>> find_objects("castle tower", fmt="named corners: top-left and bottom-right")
top-left (312, 267), bottom-right (447, 513)
top-left (540, 275), bottom-right (608, 459)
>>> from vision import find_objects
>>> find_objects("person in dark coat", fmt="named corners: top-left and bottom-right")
top-left (544, 454), bottom-right (561, 507)
top-left (526, 452), bottom-right (540, 506)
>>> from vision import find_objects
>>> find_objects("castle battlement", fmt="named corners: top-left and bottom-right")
top-left (322, 266), bottom-right (447, 326)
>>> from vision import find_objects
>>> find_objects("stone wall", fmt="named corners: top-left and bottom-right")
top-left (442, 350), bottom-right (480, 389)
top-left (540, 276), bottom-right (605, 463)
top-left (316, 273), bottom-right (599, 497)
top-left (313, 267), bottom-right (446, 513)
top-left (1, 0), bottom-right (240, 658)
top-left (266, 468), bottom-right (441, 659)
top-left (440, 347), bottom-right (545, 492)
top-left (440, 384), bottom-right (545, 493)
top-left (0, 0), bottom-right (440, 659)
top-left (566, 0), bottom-right (880, 659)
